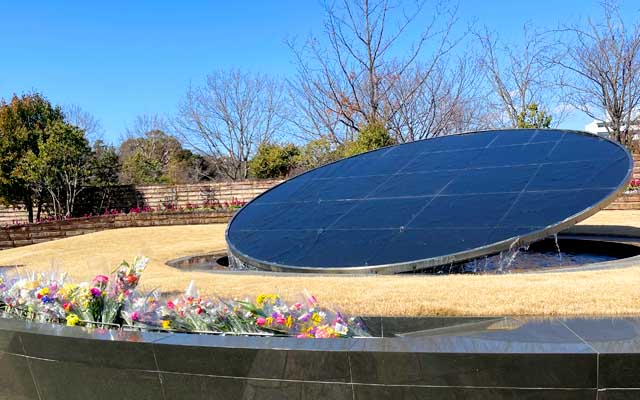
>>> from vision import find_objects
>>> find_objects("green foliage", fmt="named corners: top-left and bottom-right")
top-left (342, 120), bottom-right (395, 157)
top-left (294, 123), bottom-right (394, 173)
top-left (119, 130), bottom-right (206, 185)
top-left (0, 93), bottom-right (65, 221)
top-left (165, 149), bottom-right (210, 183)
top-left (90, 140), bottom-right (120, 188)
top-left (121, 151), bottom-right (165, 185)
top-left (16, 121), bottom-right (92, 217)
top-left (249, 143), bottom-right (301, 179)
top-left (517, 103), bottom-right (552, 129)
top-left (298, 138), bottom-right (343, 170)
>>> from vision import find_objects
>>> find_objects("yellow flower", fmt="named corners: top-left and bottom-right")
top-left (59, 283), bottom-right (77, 298)
top-left (311, 313), bottom-right (322, 323)
top-left (265, 317), bottom-right (273, 326)
top-left (161, 320), bottom-right (171, 329)
top-left (256, 294), bottom-right (278, 307)
top-left (286, 315), bottom-right (293, 329)
top-left (66, 314), bottom-right (80, 326)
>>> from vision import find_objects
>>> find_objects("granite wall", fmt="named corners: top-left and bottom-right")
top-left (1, 315), bottom-right (639, 399)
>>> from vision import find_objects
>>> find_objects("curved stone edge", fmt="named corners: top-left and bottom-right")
top-left (179, 227), bottom-right (640, 277)
top-left (3, 315), bottom-right (640, 398)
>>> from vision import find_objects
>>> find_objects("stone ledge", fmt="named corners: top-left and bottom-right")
top-left (1, 315), bottom-right (639, 399)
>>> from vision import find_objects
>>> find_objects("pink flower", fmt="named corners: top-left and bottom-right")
top-left (131, 311), bottom-right (139, 321)
top-left (275, 316), bottom-right (286, 325)
top-left (93, 275), bottom-right (109, 283)
top-left (293, 302), bottom-right (302, 310)
top-left (166, 301), bottom-right (175, 310)
top-left (93, 275), bottom-right (109, 284)
top-left (90, 287), bottom-right (101, 297)
top-left (315, 327), bottom-right (333, 339)
top-left (306, 295), bottom-right (318, 307)
top-left (256, 317), bottom-right (266, 326)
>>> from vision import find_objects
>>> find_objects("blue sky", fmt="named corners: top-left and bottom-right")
top-left (0, 1), bottom-right (638, 143)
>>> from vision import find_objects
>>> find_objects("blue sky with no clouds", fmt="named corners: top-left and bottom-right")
top-left (0, 1), bottom-right (638, 143)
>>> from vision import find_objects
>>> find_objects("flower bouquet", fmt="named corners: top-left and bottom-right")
top-left (0, 257), bottom-right (370, 338)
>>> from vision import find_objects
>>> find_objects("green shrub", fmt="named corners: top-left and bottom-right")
top-left (249, 143), bottom-right (301, 179)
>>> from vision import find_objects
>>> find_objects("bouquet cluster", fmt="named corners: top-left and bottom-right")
top-left (629, 178), bottom-right (640, 192)
top-left (122, 286), bottom-right (368, 338)
top-left (0, 257), bottom-right (149, 327)
top-left (0, 258), bottom-right (368, 338)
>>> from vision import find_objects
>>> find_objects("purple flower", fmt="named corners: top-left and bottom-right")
top-left (298, 312), bottom-right (310, 322)
top-left (90, 287), bottom-right (101, 298)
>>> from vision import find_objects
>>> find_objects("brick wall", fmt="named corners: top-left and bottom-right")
top-left (0, 210), bottom-right (235, 250)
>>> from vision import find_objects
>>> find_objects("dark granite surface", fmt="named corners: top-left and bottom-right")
top-left (4, 315), bottom-right (640, 399)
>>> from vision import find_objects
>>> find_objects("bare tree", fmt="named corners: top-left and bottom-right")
top-left (63, 105), bottom-right (103, 143)
top-left (387, 56), bottom-right (487, 142)
top-left (476, 25), bottom-right (565, 128)
top-left (287, 0), bottom-right (464, 144)
top-left (555, 2), bottom-right (640, 146)
top-left (174, 70), bottom-right (285, 180)
top-left (120, 114), bottom-right (175, 168)
top-left (124, 113), bottom-right (167, 138)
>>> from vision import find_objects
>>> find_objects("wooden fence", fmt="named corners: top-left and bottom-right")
top-left (605, 153), bottom-right (640, 210)
top-left (0, 179), bottom-right (282, 226)
top-left (0, 153), bottom-right (639, 226)
top-left (0, 210), bottom-right (236, 250)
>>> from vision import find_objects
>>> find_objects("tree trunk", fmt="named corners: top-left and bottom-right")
top-left (24, 194), bottom-right (33, 223)
top-left (36, 194), bottom-right (43, 221)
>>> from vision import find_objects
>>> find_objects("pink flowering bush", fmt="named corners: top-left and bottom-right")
top-left (4, 198), bottom-right (248, 228)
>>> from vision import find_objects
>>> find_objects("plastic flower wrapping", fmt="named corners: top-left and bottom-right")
top-left (0, 257), bottom-right (369, 338)
top-left (0, 256), bottom-right (150, 327)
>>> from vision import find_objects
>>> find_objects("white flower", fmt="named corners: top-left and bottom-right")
top-left (334, 322), bottom-right (348, 335)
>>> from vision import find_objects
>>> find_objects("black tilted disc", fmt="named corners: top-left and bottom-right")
top-left (226, 129), bottom-right (633, 273)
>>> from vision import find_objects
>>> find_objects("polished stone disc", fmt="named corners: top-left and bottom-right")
top-left (227, 129), bottom-right (632, 273)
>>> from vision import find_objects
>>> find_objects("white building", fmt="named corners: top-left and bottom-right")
top-left (584, 120), bottom-right (609, 138)
top-left (584, 119), bottom-right (640, 140)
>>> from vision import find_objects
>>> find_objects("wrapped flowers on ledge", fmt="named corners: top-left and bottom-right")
top-left (0, 257), bottom-right (369, 338)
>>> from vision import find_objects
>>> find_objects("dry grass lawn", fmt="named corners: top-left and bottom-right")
top-left (0, 210), bottom-right (639, 317)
